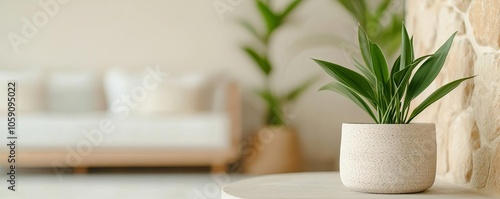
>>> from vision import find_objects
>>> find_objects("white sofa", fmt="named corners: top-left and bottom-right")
top-left (0, 68), bottom-right (241, 173)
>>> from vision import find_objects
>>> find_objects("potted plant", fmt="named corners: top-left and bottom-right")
top-left (238, 0), bottom-right (315, 174)
top-left (313, 24), bottom-right (474, 193)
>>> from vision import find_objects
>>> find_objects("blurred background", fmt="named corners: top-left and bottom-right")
top-left (2, 0), bottom-right (497, 198)
top-left (0, 0), bottom-right (406, 198)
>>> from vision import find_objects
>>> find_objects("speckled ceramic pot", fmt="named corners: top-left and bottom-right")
top-left (340, 123), bottom-right (436, 194)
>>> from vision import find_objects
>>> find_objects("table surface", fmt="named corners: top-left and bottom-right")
top-left (222, 172), bottom-right (493, 199)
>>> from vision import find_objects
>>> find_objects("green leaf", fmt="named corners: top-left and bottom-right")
top-left (393, 55), bottom-right (431, 86)
top-left (410, 36), bottom-right (415, 61)
top-left (390, 55), bottom-right (401, 76)
top-left (381, 83), bottom-right (403, 124)
top-left (376, 81), bottom-right (389, 117)
top-left (244, 47), bottom-right (272, 76)
top-left (258, 90), bottom-right (276, 106)
top-left (239, 20), bottom-right (262, 42)
top-left (280, 0), bottom-right (303, 20)
top-left (353, 57), bottom-right (376, 85)
top-left (370, 43), bottom-right (389, 83)
top-left (399, 24), bottom-right (412, 71)
top-left (392, 55), bottom-right (432, 99)
top-left (407, 76), bottom-right (474, 123)
top-left (284, 75), bottom-right (318, 102)
top-left (337, 0), bottom-right (367, 26)
top-left (267, 107), bottom-right (285, 126)
top-left (320, 82), bottom-right (377, 122)
top-left (407, 32), bottom-right (457, 101)
top-left (375, 0), bottom-right (391, 19)
top-left (313, 23), bottom-right (464, 124)
top-left (258, 90), bottom-right (285, 126)
top-left (256, 0), bottom-right (280, 34)
top-left (313, 59), bottom-right (374, 102)
top-left (358, 25), bottom-right (373, 71)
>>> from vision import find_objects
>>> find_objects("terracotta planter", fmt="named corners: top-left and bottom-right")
top-left (340, 123), bottom-right (436, 194)
top-left (243, 126), bottom-right (302, 174)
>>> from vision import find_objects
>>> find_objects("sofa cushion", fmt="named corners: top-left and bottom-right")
top-left (0, 69), bottom-right (46, 112)
top-left (47, 70), bottom-right (105, 112)
top-left (12, 112), bottom-right (230, 149)
top-left (104, 68), bottom-right (216, 114)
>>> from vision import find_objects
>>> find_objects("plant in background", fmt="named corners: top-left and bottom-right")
top-left (240, 0), bottom-right (316, 126)
top-left (336, 0), bottom-right (403, 57)
top-left (313, 24), bottom-right (474, 124)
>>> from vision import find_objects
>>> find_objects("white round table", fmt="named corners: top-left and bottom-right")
top-left (222, 172), bottom-right (492, 199)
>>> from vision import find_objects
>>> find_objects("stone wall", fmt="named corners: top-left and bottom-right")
top-left (406, 0), bottom-right (500, 196)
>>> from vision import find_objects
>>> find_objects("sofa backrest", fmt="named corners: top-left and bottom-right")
top-left (103, 68), bottom-right (227, 114)
top-left (0, 68), bottom-right (232, 114)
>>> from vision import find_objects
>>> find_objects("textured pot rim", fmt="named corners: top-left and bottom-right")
top-left (342, 123), bottom-right (435, 125)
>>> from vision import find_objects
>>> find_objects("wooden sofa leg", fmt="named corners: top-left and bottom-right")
top-left (211, 164), bottom-right (227, 173)
top-left (73, 167), bottom-right (88, 174)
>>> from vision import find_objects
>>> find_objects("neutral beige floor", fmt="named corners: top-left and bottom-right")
top-left (0, 168), bottom-right (249, 199)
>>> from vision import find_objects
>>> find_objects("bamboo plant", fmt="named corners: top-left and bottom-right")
top-left (313, 24), bottom-right (474, 124)
top-left (240, 0), bottom-right (316, 126)
top-left (336, 0), bottom-right (403, 57)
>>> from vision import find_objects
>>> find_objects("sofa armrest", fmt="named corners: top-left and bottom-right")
top-left (211, 80), bottom-right (242, 154)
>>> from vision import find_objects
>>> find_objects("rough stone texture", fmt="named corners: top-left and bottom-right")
top-left (453, 0), bottom-right (472, 12)
top-left (448, 111), bottom-right (474, 184)
top-left (407, 0), bottom-right (500, 196)
top-left (446, 39), bottom-right (476, 110)
top-left (469, 0), bottom-right (500, 49)
top-left (490, 145), bottom-right (500, 195)
top-left (471, 146), bottom-right (491, 188)
top-left (472, 54), bottom-right (500, 144)
top-left (438, 7), bottom-right (466, 36)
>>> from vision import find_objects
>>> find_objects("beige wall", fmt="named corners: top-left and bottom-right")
top-left (407, 0), bottom-right (500, 196)
top-left (0, 0), bottom-right (373, 170)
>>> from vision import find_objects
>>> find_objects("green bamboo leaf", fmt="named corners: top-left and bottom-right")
top-left (376, 81), bottom-right (389, 115)
top-left (244, 47), bottom-right (272, 76)
top-left (284, 75), bottom-right (318, 102)
top-left (267, 107), bottom-right (285, 126)
top-left (370, 43), bottom-right (389, 83)
top-left (257, 90), bottom-right (275, 106)
top-left (390, 55), bottom-right (401, 77)
top-left (256, 0), bottom-right (280, 34)
top-left (392, 55), bottom-right (432, 99)
top-left (337, 0), bottom-right (367, 26)
top-left (407, 32), bottom-right (457, 101)
top-left (407, 76), bottom-right (474, 122)
top-left (358, 25), bottom-right (373, 71)
top-left (353, 57), bottom-right (376, 85)
top-left (280, 0), bottom-right (303, 20)
top-left (320, 82), bottom-right (377, 122)
top-left (259, 90), bottom-right (285, 126)
top-left (399, 24), bottom-right (412, 71)
top-left (389, 55), bottom-right (399, 99)
top-left (381, 86), bottom-right (402, 124)
top-left (375, 0), bottom-right (391, 19)
top-left (258, 91), bottom-right (281, 115)
top-left (393, 55), bottom-right (431, 85)
top-left (239, 20), bottom-right (263, 42)
top-left (410, 36), bottom-right (415, 61)
top-left (313, 23), bottom-right (464, 124)
top-left (313, 59), bottom-right (374, 102)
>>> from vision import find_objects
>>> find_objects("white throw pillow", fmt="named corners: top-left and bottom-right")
top-left (0, 69), bottom-right (46, 112)
top-left (47, 70), bottom-right (104, 112)
top-left (104, 68), bottom-right (215, 114)
top-left (136, 73), bottom-right (209, 113)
